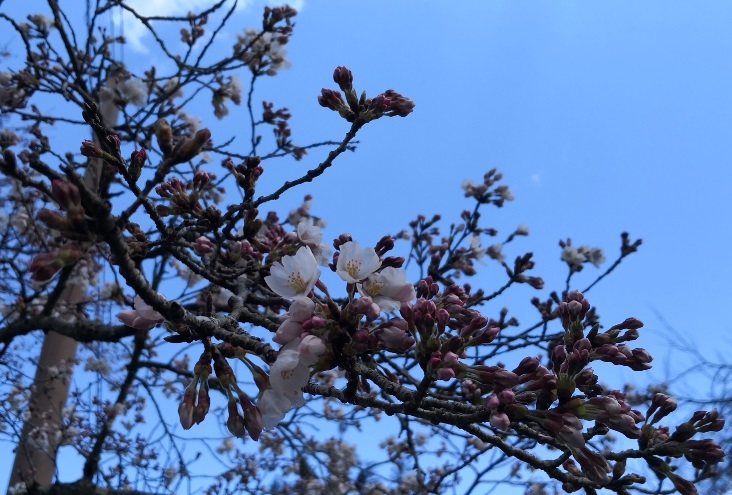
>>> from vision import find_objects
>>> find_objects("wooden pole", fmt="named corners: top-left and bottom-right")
top-left (8, 66), bottom-right (121, 491)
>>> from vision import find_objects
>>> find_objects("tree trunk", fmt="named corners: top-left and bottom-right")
top-left (8, 69), bottom-right (121, 492)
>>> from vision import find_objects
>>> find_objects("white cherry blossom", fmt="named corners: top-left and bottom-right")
top-left (258, 388), bottom-right (304, 430)
top-left (336, 241), bottom-right (380, 283)
top-left (265, 246), bottom-right (320, 298)
top-left (269, 338), bottom-right (313, 398)
top-left (358, 267), bottom-right (416, 312)
top-left (296, 218), bottom-right (323, 248)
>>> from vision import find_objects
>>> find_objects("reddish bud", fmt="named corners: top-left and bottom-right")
top-left (52, 180), bottom-right (81, 211)
top-left (37, 208), bottom-right (70, 230)
top-left (129, 147), bottom-right (147, 181)
top-left (333, 66), bottom-right (353, 92)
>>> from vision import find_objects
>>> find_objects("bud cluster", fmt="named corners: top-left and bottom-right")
top-left (319, 66), bottom-right (414, 123)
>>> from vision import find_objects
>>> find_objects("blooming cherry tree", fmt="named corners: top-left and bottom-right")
top-left (0, 2), bottom-right (724, 495)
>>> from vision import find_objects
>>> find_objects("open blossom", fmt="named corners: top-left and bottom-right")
top-left (336, 241), bottom-right (380, 283)
top-left (258, 388), bottom-right (304, 430)
top-left (561, 246), bottom-right (585, 266)
top-left (358, 267), bottom-right (416, 312)
top-left (116, 295), bottom-right (165, 330)
top-left (118, 77), bottom-right (148, 107)
top-left (297, 218), bottom-right (322, 246)
top-left (261, 336), bottom-right (325, 429)
top-left (269, 337), bottom-right (325, 398)
top-left (265, 246), bottom-right (320, 297)
top-left (296, 218), bottom-right (331, 265)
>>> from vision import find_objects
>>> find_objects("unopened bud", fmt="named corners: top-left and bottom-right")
top-left (37, 208), bottom-right (70, 230)
top-left (128, 147), bottom-right (147, 181)
top-left (155, 118), bottom-right (174, 156)
top-left (51, 180), bottom-right (81, 211)
top-left (333, 66), bottom-right (353, 92)
top-left (175, 128), bottom-right (211, 163)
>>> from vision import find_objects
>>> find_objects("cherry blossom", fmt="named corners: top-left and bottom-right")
top-left (273, 296), bottom-right (315, 344)
top-left (265, 246), bottom-right (320, 297)
top-left (259, 336), bottom-right (325, 429)
top-left (296, 218), bottom-right (322, 248)
top-left (357, 267), bottom-right (415, 312)
top-left (269, 339), bottom-right (310, 398)
top-left (116, 295), bottom-right (165, 330)
top-left (258, 388), bottom-right (304, 430)
top-left (298, 335), bottom-right (326, 365)
top-left (336, 241), bottom-right (380, 283)
top-left (296, 218), bottom-right (331, 265)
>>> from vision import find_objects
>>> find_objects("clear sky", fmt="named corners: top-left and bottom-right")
top-left (2, 0), bottom-right (732, 492)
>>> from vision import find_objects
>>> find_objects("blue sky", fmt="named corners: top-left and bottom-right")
top-left (274, 0), bottom-right (732, 360)
top-left (2, 0), bottom-right (732, 492)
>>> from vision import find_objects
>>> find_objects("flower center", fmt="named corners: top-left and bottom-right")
top-left (288, 271), bottom-right (307, 292)
top-left (362, 279), bottom-right (383, 296)
top-left (346, 260), bottom-right (361, 279)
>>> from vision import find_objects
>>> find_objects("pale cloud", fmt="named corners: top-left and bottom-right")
top-left (531, 173), bottom-right (541, 185)
top-left (118, 0), bottom-right (302, 53)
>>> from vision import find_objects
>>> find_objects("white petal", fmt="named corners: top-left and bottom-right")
top-left (258, 389), bottom-right (291, 429)
top-left (336, 241), bottom-right (380, 283)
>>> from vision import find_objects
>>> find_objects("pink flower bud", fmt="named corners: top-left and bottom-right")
top-left (298, 335), bottom-right (325, 366)
top-left (178, 402), bottom-right (194, 430)
top-left (128, 147), bottom-right (147, 181)
top-left (484, 394), bottom-right (500, 409)
top-left (36, 208), bottom-right (70, 230)
top-left (489, 411), bottom-right (510, 430)
top-left (52, 180), bottom-right (81, 211)
top-left (194, 236), bottom-right (215, 255)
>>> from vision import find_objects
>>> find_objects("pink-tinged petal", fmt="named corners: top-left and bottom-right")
top-left (273, 318), bottom-right (303, 345)
top-left (289, 390), bottom-right (305, 407)
top-left (116, 309), bottom-right (139, 327)
top-left (299, 335), bottom-right (325, 366)
top-left (359, 267), bottom-right (415, 312)
top-left (289, 296), bottom-right (315, 321)
top-left (270, 339), bottom-right (310, 397)
top-left (133, 295), bottom-right (165, 322)
top-left (489, 412), bottom-right (511, 430)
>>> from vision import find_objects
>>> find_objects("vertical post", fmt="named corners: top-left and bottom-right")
top-left (8, 67), bottom-right (121, 492)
